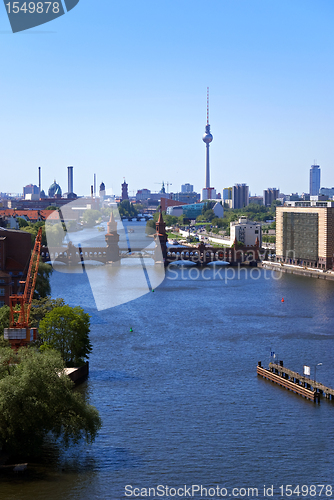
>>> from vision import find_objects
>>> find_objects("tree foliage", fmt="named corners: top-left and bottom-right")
top-left (34, 262), bottom-right (53, 299)
top-left (0, 347), bottom-right (101, 456)
top-left (39, 305), bottom-right (92, 366)
top-left (118, 200), bottom-right (138, 219)
top-left (82, 209), bottom-right (102, 227)
top-left (30, 297), bottom-right (66, 328)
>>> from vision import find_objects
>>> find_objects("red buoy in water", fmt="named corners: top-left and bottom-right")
top-left (281, 298), bottom-right (284, 303)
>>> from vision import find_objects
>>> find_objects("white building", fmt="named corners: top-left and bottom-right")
top-left (230, 217), bottom-right (261, 246)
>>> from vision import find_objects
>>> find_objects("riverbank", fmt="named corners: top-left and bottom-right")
top-left (259, 261), bottom-right (334, 280)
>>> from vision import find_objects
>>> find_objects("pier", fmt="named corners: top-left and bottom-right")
top-left (257, 361), bottom-right (334, 403)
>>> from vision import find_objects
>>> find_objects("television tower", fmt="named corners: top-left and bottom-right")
top-left (202, 87), bottom-right (213, 189)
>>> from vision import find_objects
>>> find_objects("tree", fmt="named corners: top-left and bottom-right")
top-left (0, 306), bottom-right (10, 347)
top-left (34, 261), bottom-right (53, 299)
top-left (82, 209), bottom-right (102, 227)
top-left (0, 347), bottom-right (101, 456)
top-left (118, 200), bottom-right (138, 219)
top-left (30, 297), bottom-right (66, 328)
top-left (17, 217), bottom-right (29, 228)
top-left (203, 209), bottom-right (215, 221)
top-left (39, 305), bottom-right (92, 366)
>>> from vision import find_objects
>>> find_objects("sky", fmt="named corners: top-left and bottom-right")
top-left (0, 0), bottom-right (333, 198)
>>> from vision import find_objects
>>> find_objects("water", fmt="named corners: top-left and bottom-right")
top-left (2, 223), bottom-right (334, 499)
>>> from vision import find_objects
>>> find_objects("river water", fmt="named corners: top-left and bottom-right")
top-left (2, 222), bottom-right (334, 500)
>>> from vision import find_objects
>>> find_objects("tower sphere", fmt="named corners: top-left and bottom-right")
top-left (202, 132), bottom-right (213, 143)
top-left (202, 124), bottom-right (213, 144)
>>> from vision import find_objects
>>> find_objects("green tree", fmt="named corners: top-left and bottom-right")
top-left (82, 209), bottom-right (102, 227)
top-left (34, 261), bottom-right (53, 299)
top-left (30, 297), bottom-right (65, 328)
top-left (145, 219), bottom-right (156, 235)
top-left (0, 306), bottom-right (10, 347)
top-left (203, 209), bottom-right (215, 221)
top-left (39, 305), bottom-right (92, 366)
top-left (0, 347), bottom-right (101, 456)
top-left (118, 200), bottom-right (138, 219)
top-left (17, 217), bottom-right (29, 228)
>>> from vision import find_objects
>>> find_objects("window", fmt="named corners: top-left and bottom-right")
top-left (0, 288), bottom-right (5, 296)
top-left (0, 301), bottom-right (4, 307)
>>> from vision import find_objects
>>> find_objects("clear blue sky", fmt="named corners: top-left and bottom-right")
top-left (1, 0), bottom-right (333, 197)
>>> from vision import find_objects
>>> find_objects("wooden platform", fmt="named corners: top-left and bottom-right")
top-left (257, 365), bottom-right (317, 401)
top-left (268, 362), bottom-right (334, 399)
top-left (257, 361), bottom-right (334, 402)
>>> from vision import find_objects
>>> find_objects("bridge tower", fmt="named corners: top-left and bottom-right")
top-left (154, 209), bottom-right (167, 264)
top-left (105, 211), bottom-right (120, 263)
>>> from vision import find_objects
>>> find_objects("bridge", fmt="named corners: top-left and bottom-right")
top-left (41, 245), bottom-right (156, 265)
top-left (166, 242), bottom-right (260, 266)
top-left (41, 211), bottom-right (263, 267)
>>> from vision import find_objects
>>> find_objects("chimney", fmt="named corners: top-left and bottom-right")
top-left (68, 166), bottom-right (74, 194)
top-left (38, 167), bottom-right (41, 196)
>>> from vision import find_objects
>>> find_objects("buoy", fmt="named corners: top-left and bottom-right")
top-left (281, 298), bottom-right (284, 303)
top-left (130, 328), bottom-right (133, 332)
top-left (152, 289), bottom-right (154, 292)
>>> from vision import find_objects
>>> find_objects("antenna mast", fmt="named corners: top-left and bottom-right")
top-left (207, 87), bottom-right (209, 125)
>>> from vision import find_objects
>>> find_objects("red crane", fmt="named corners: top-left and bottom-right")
top-left (6, 228), bottom-right (43, 348)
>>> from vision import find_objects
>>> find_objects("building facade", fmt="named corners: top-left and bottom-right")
top-left (172, 191), bottom-right (199, 204)
top-left (310, 164), bottom-right (321, 196)
top-left (230, 217), bottom-right (261, 247)
top-left (263, 188), bottom-right (279, 207)
top-left (276, 203), bottom-right (334, 269)
top-left (320, 187), bottom-right (334, 199)
top-left (0, 228), bottom-right (31, 306)
top-left (181, 184), bottom-right (194, 193)
top-left (232, 184), bottom-right (249, 209)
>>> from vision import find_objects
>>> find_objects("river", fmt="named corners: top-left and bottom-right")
top-left (2, 221), bottom-right (334, 500)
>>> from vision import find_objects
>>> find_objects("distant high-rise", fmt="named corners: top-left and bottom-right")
top-left (263, 188), bottom-right (279, 207)
top-left (181, 183), bottom-right (194, 193)
top-left (232, 184), bottom-right (249, 209)
top-left (201, 88), bottom-right (215, 200)
top-left (310, 164), bottom-right (320, 196)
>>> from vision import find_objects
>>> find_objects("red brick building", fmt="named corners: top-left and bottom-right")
top-left (0, 228), bottom-right (31, 307)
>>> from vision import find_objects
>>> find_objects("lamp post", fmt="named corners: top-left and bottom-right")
top-left (314, 362), bottom-right (323, 390)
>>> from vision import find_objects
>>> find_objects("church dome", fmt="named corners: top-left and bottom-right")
top-left (48, 180), bottom-right (62, 198)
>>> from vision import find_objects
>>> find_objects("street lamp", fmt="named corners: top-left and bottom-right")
top-left (314, 362), bottom-right (323, 387)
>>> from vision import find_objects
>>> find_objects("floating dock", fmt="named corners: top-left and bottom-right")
top-left (257, 361), bottom-right (334, 403)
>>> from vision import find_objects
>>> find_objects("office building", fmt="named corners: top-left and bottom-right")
top-left (310, 164), bottom-right (321, 196)
top-left (276, 203), bottom-right (334, 269)
top-left (232, 184), bottom-right (249, 209)
top-left (263, 188), bottom-right (279, 207)
top-left (181, 184), bottom-right (194, 193)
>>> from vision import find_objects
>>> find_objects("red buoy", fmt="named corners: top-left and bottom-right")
top-left (281, 298), bottom-right (284, 303)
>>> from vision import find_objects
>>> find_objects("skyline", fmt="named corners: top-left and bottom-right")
top-left (1, 0), bottom-right (333, 197)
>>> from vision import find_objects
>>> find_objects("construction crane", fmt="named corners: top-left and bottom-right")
top-left (6, 228), bottom-right (42, 348)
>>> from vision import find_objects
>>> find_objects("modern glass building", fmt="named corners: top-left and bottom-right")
top-left (310, 165), bottom-right (321, 196)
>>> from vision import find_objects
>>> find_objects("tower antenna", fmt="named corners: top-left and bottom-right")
top-left (207, 87), bottom-right (209, 125)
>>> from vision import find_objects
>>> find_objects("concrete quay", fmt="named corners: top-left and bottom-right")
top-left (259, 261), bottom-right (334, 281)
